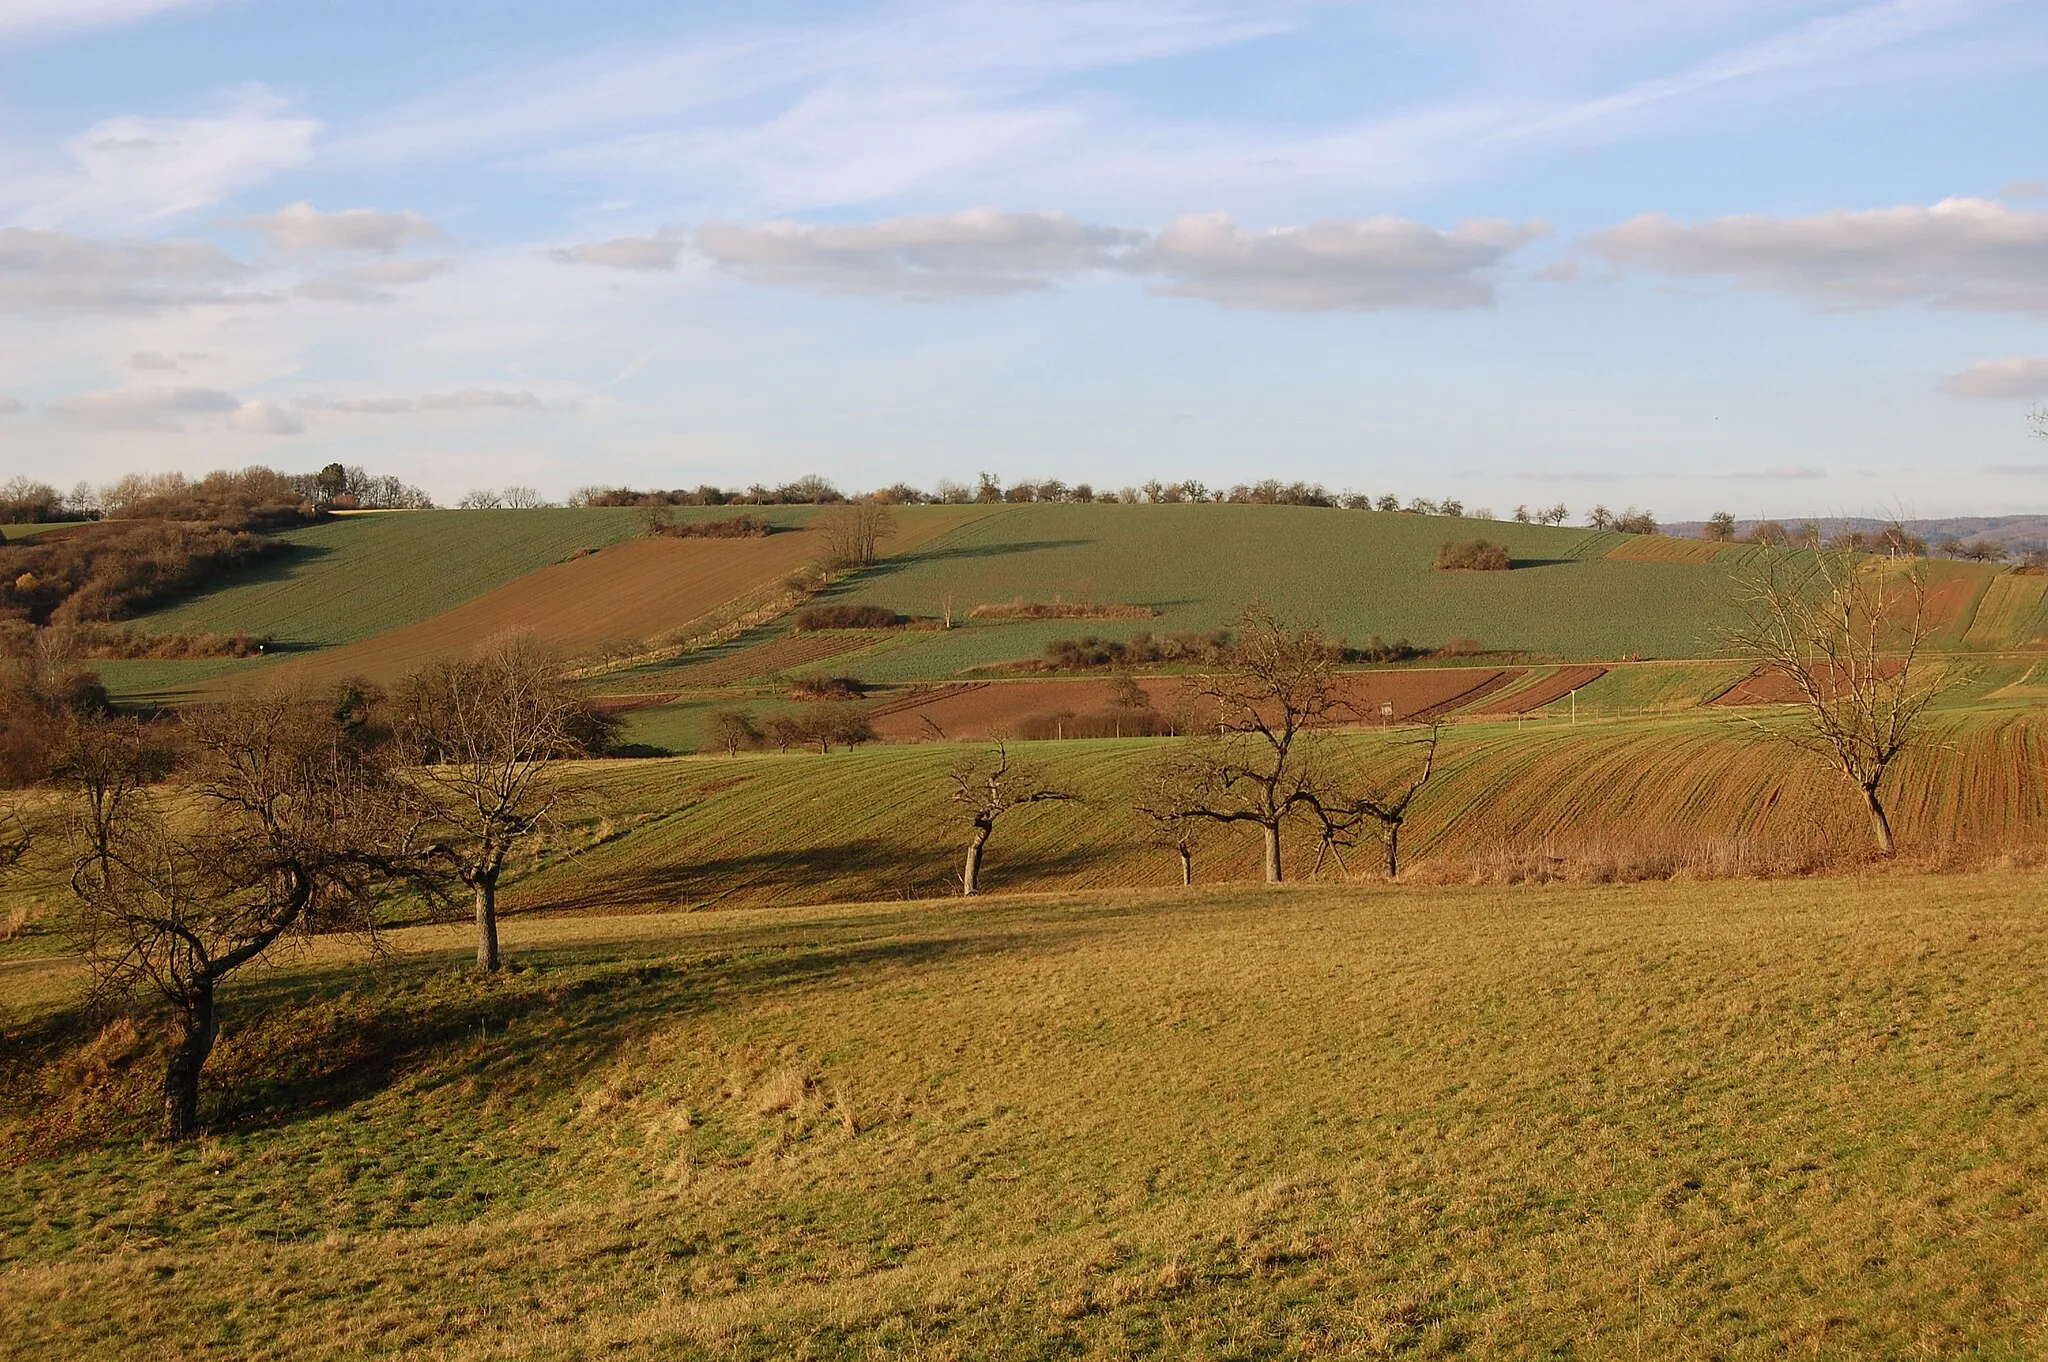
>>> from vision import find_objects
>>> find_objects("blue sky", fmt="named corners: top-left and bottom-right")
top-left (3, 0), bottom-right (2047, 518)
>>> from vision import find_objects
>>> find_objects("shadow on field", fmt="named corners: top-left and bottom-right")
top-left (513, 837), bottom-right (1105, 914)
top-left (860, 538), bottom-right (1093, 581)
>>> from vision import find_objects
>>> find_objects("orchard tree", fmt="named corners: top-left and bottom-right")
top-left (946, 741), bottom-right (1076, 895)
top-left (394, 638), bottom-right (613, 972)
top-left (1732, 550), bottom-right (1947, 855)
top-left (64, 689), bottom-right (418, 1139)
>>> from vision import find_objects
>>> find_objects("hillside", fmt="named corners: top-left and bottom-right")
top-left (474, 708), bottom-right (2048, 916)
top-left (7, 872), bottom-right (2047, 1357)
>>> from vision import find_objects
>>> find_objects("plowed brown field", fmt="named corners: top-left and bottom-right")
top-left (1468, 665), bottom-right (1609, 715)
top-left (865, 667), bottom-right (1524, 741)
top-left (1712, 660), bottom-right (1908, 705)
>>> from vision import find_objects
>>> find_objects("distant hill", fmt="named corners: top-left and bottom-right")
top-left (1664, 515), bottom-right (2048, 549)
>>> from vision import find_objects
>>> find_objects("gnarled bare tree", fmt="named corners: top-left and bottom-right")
top-left (63, 689), bottom-right (417, 1139)
top-left (1731, 549), bottom-right (1947, 855)
top-left (394, 637), bottom-right (613, 971)
top-left (1309, 721), bottom-right (1443, 878)
top-left (1137, 608), bottom-right (1338, 883)
top-left (946, 741), bottom-right (1076, 895)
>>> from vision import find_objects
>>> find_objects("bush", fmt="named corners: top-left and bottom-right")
top-left (0, 521), bottom-right (290, 626)
top-left (1433, 539), bottom-right (1512, 571)
top-left (787, 675), bottom-right (867, 701)
top-left (970, 599), bottom-right (1157, 621)
top-left (1436, 636), bottom-right (1488, 657)
top-left (653, 513), bottom-right (774, 540)
top-left (794, 604), bottom-right (906, 631)
top-left (1037, 630), bottom-right (1234, 671)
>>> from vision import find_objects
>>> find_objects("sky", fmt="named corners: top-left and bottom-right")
top-left (2, 0), bottom-right (2047, 519)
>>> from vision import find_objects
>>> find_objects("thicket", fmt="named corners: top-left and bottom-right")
top-left (0, 656), bottom-right (114, 786)
top-left (0, 521), bottom-right (288, 627)
top-left (1034, 629), bottom-right (1426, 672)
top-left (575, 476), bottom-right (847, 508)
top-left (971, 600), bottom-right (1157, 621)
top-left (646, 512), bottom-right (774, 539)
top-left (0, 624), bottom-right (272, 660)
top-left (786, 675), bottom-right (868, 701)
top-left (1433, 539), bottom-right (1512, 571)
top-left (794, 604), bottom-right (907, 631)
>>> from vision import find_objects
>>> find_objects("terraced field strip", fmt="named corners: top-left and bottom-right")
top-left (596, 632), bottom-right (885, 698)
top-left (196, 532), bottom-right (828, 689)
top-left (866, 677), bottom-right (1181, 741)
top-left (1712, 659), bottom-right (1908, 705)
top-left (503, 709), bottom-right (2048, 915)
top-left (1962, 571), bottom-right (2048, 648)
top-left (1604, 535), bottom-right (1739, 564)
top-left (1916, 562), bottom-right (1997, 648)
top-left (1467, 664), bottom-right (1610, 715)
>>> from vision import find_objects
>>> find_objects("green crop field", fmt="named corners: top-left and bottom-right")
top-left (811, 505), bottom-right (1763, 678)
top-left (129, 509), bottom-right (644, 650)
top-left (7, 871), bottom-right (2048, 1358)
top-left (485, 707), bottom-right (2048, 916)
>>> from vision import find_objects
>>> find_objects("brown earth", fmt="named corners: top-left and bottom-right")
top-left (1712, 660), bottom-right (1908, 705)
top-left (865, 667), bottom-right (1525, 742)
top-left (1468, 665), bottom-right (1610, 715)
top-left (595, 632), bottom-right (886, 700)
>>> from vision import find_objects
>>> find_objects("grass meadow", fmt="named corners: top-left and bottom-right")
top-left (6, 872), bottom-right (2046, 1359)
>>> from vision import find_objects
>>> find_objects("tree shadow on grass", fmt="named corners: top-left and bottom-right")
top-left (511, 837), bottom-right (1106, 914)
top-left (856, 538), bottom-right (1094, 584)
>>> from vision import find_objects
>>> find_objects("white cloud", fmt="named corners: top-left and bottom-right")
top-left (1516, 470), bottom-right (1631, 483)
top-left (552, 235), bottom-right (686, 272)
top-left (1711, 465), bottom-right (1828, 480)
top-left (687, 208), bottom-right (1539, 309)
top-left (1986, 464), bottom-right (2048, 476)
top-left (299, 388), bottom-right (546, 414)
top-left (697, 209), bottom-right (1143, 296)
top-left (24, 88), bottom-right (321, 227)
top-left (1945, 357), bottom-right (2048, 399)
top-left (225, 400), bottom-right (303, 435)
top-left (0, 398), bottom-right (22, 414)
top-left (1139, 212), bottom-right (1545, 311)
top-left (0, 227), bottom-right (257, 312)
top-left (0, 0), bottom-right (214, 45)
top-left (239, 201), bottom-right (446, 255)
top-left (128, 350), bottom-right (181, 370)
top-left (295, 257), bottom-right (455, 302)
top-left (50, 384), bottom-right (241, 430)
top-left (1588, 197), bottom-right (2048, 312)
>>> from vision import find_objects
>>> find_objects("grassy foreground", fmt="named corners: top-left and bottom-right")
top-left (6, 872), bottom-right (2047, 1358)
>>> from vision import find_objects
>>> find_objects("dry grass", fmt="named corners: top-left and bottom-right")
top-left (969, 598), bottom-right (1158, 620)
top-left (5, 872), bottom-right (2048, 1358)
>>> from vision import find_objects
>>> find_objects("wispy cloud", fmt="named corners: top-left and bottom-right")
top-left (1711, 465), bottom-right (1828, 480)
top-left (294, 257), bottom-right (454, 303)
top-left (550, 234), bottom-right (686, 272)
top-left (49, 383), bottom-right (241, 430)
top-left (1515, 470), bottom-right (1632, 483)
top-left (298, 388), bottom-right (546, 414)
top-left (693, 210), bottom-right (1141, 296)
top-left (0, 0), bottom-right (215, 45)
top-left (19, 87), bottom-right (321, 228)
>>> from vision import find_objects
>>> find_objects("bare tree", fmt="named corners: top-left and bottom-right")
top-left (1137, 608), bottom-right (1338, 883)
top-left (1309, 722), bottom-right (1443, 878)
top-left (708, 708), bottom-right (760, 756)
top-left (394, 638), bottom-right (612, 971)
top-left (816, 502), bottom-right (896, 569)
top-left (946, 741), bottom-right (1076, 895)
top-left (1731, 550), bottom-right (1948, 855)
top-left (62, 691), bottom-right (417, 1139)
top-left (500, 486), bottom-right (544, 509)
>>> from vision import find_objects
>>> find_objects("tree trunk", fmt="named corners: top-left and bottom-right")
top-left (1177, 844), bottom-right (1193, 887)
top-left (1261, 822), bottom-right (1283, 883)
top-left (1383, 820), bottom-right (1401, 879)
top-left (474, 874), bottom-right (501, 972)
top-left (1863, 785), bottom-right (1896, 857)
top-left (163, 982), bottom-right (218, 1140)
top-left (963, 825), bottom-right (990, 896)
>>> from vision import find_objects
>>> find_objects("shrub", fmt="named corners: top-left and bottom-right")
top-left (655, 513), bottom-right (774, 540)
top-left (1436, 636), bottom-right (1488, 657)
top-left (1037, 630), bottom-right (1234, 671)
top-left (0, 521), bottom-right (289, 626)
top-left (787, 675), bottom-right (867, 701)
top-left (794, 604), bottom-right (906, 631)
top-left (1434, 539), bottom-right (1512, 571)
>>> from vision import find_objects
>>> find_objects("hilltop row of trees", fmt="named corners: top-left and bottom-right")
top-left (2, 464), bottom-right (432, 525)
